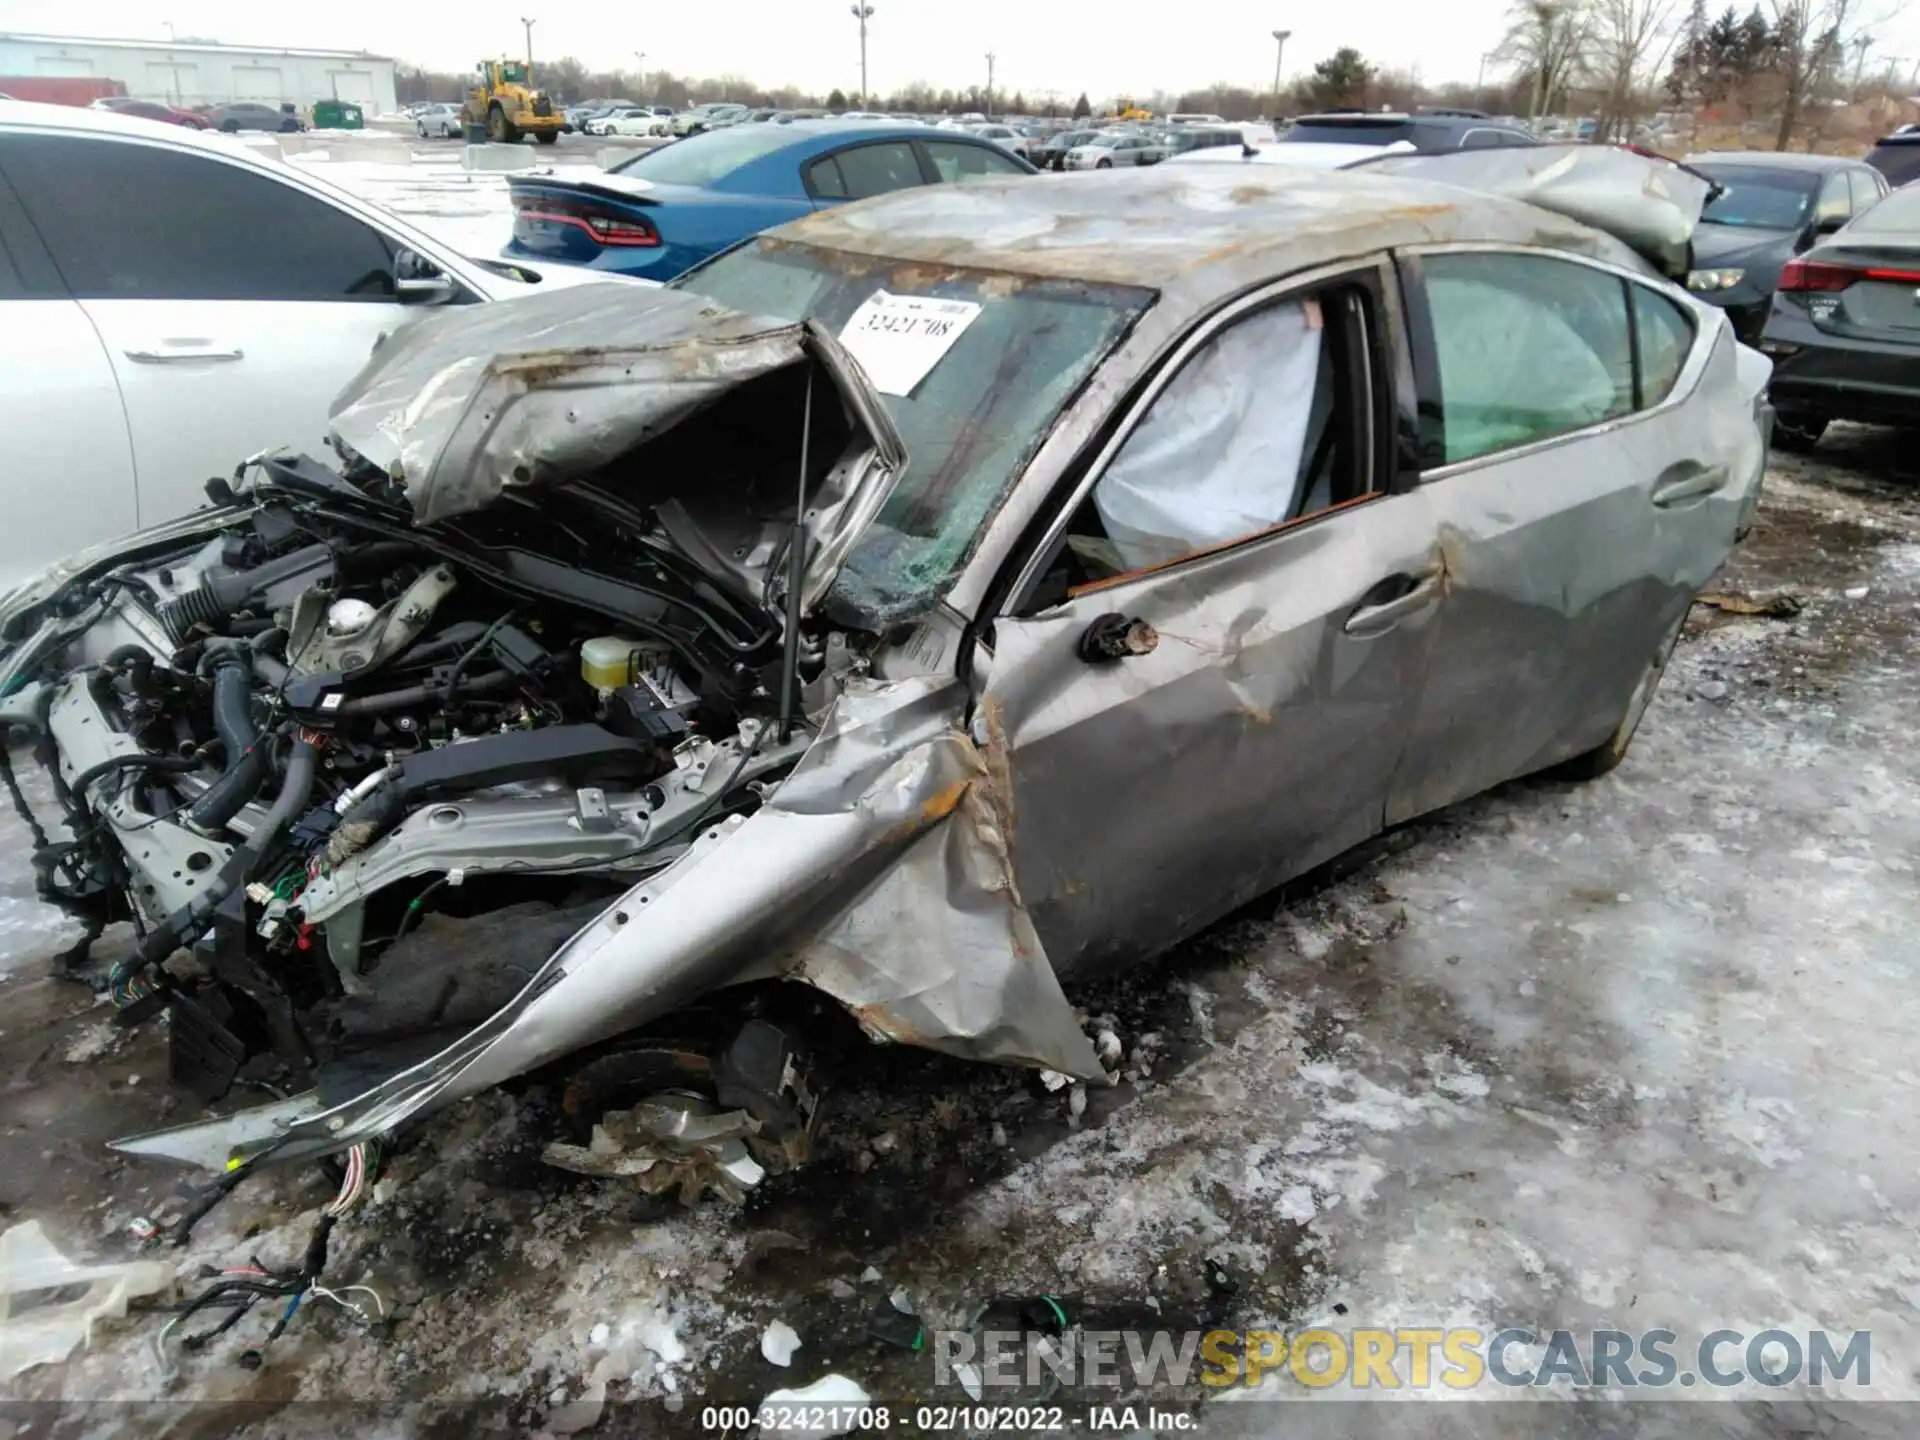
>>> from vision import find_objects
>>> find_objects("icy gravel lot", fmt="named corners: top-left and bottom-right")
top-left (1, 429), bottom-right (1917, 1439)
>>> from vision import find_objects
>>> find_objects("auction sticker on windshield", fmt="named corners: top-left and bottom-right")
top-left (837, 290), bottom-right (982, 396)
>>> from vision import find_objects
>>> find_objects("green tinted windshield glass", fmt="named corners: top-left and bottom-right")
top-left (499, 62), bottom-right (528, 84)
top-left (674, 239), bottom-right (1153, 624)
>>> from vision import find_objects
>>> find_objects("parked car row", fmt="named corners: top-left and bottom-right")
top-left (82, 95), bottom-right (306, 133)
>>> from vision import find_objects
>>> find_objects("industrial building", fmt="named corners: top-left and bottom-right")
top-left (0, 32), bottom-right (398, 113)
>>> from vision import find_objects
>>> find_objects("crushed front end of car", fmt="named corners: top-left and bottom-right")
top-left (0, 283), bottom-right (1100, 1218)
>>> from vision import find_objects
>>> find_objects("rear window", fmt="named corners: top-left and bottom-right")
top-left (1847, 184), bottom-right (1920, 232)
top-left (613, 125), bottom-right (805, 186)
top-left (1864, 140), bottom-right (1920, 188)
top-left (1282, 119), bottom-right (1411, 147)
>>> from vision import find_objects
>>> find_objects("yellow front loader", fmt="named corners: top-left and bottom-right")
top-left (463, 59), bottom-right (563, 144)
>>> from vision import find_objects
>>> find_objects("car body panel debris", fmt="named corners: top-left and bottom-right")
top-left (0, 1221), bottom-right (169, 1379)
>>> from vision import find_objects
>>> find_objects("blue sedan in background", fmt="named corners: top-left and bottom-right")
top-left (503, 120), bottom-right (1037, 280)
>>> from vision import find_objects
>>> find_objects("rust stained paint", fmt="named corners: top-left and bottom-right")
top-left (919, 777), bottom-right (969, 824)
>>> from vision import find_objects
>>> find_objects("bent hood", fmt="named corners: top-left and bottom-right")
top-left (1358, 144), bottom-right (1715, 278)
top-left (328, 282), bottom-right (905, 612)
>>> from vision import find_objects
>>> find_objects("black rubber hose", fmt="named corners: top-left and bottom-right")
top-left (120, 736), bottom-right (318, 978)
top-left (332, 668), bottom-right (515, 716)
top-left (242, 735), bottom-right (317, 880)
top-left (66, 753), bottom-right (201, 817)
top-left (100, 645), bottom-right (154, 690)
top-left (185, 656), bottom-right (266, 832)
top-left (208, 655), bottom-right (258, 761)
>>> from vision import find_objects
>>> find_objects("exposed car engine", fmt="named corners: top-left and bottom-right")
top-left (7, 451), bottom-right (825, 1113)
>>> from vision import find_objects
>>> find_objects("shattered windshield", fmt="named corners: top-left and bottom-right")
top-left (674, 239), bottom-right (1153, 625)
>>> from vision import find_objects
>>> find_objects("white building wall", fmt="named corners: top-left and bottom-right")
top-left (0, 37), bottom-right (398, 112)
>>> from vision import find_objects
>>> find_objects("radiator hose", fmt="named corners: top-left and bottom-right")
top-left (115, 736), bottom-right (318, 995)
top-left (185, 650), bottom-right (266, 832)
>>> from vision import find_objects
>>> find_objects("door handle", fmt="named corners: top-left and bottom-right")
top-left (1077, 612), bottom-right (1158, 663)
top-left (1650, 462), bottom-right (1729, 508)
top-left (1344, 570), bottom-right (1441, 638)
top-left (123, 342), bottom-right (245, 364)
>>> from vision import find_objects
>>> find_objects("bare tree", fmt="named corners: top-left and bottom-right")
top-left (1767, 0), bottom-right (1857, 147)
top-left (1590, 0), bottom-right (1681, 138)
top-left (1497, 0), bottom-right (1596, 120)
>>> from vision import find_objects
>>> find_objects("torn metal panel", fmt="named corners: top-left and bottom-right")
top-left (327, 282), bottom-right (904, 613)
top-left (981, 493), bottom-right (1446, 977)
top-left (1357, 145), bottom-right (1714, 278)
top-left (786, 747), bottom-right (1103, 1079)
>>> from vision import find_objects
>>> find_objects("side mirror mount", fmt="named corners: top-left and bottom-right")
top-left (394, 248), bottom-right (459, 304)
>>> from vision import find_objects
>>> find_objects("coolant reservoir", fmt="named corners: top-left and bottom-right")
top-left (580, 636), bottom-right (643, 690)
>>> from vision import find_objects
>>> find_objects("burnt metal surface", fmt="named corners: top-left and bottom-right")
top-left (327, 282), bottom-right (905, 613)
top-left (770, 165), bottom-right (1649, 296)
top-left (1358, 145), bottom-right (1715, 277)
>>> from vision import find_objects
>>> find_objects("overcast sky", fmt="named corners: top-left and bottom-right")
top-left (9, 1), bottom-right (1920, 100)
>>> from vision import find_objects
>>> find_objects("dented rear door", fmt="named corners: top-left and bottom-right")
top-left (1385, 247), bottom-right (1709, 823)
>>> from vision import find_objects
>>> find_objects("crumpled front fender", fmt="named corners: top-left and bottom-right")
top-left (112, 676), bottom-right (1100, 1171)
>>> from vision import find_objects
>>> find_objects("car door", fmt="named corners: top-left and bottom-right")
top-left (803, 140), bottom-right (927, 208)
top-left (1847, 166), bottom-right (1888, 215)
top-left (0, 130), bottom-right (458, 535)
top-left (1384, 247), bottom-right (1731, 824)
top-left (0, 163), bottom-right (137, 585)
top-left (974, 260), bottom-right (1439, 976)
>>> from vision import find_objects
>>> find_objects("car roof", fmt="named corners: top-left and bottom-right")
top-left (770, 164), bottom-right (1639, 306)
top-left (729, 117), bottom-right (995, 149)
top-left (1293, 111), bottom-right (1521, 130)
top-left (1686, 150), bottom-right (1860, 171)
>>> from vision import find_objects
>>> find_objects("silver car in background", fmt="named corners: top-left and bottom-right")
top-left (0, 150), bottom-right (1768, 1209)
top-left (413, 103), bottom-right (463, 138)
top-left (1065, 129), bottom-right (1166, 168)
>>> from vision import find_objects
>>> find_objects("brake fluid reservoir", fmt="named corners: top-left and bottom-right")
top-left (580, 636), bottom-right (642, 691)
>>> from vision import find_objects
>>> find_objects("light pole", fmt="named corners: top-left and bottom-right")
top-left (850, 4), bottom-right (875, 105)
top-left (635, 50), bottom-right (647, 98)
top-left (519, 16), bottom-right (537, 68)
top-left (1270, 29), bottom-right (1291, 119)
top-left (985, 52), bottom-right (996, 117)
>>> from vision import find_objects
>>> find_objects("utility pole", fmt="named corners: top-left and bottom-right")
top-left (635, 51), bottom-right (646, 98)
top-left (850, 4), bottom-right (875, 105)
top-left (519, 16), bottom-right (537, 68)
top-left (1270, 29), bottom-right (1291, 119)
top-left (985, 52), bottom-right (996, 117)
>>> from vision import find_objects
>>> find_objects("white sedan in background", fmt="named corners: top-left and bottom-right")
top-left (961, 121), bottom-right (1031, 158)
top-left (0, 102), bottom-right (610, 587)
top-left (585, 107), bottom-right (659, 137)
top-left (1065, 130), bottom-right (1166, 168)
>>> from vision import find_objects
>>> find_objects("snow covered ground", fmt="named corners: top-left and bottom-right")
top-left (289, 146), bottom-right (520, 259)
top-left (1, 430), bottom-right (1916, 1439)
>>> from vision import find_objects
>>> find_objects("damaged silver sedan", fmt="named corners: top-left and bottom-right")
top-left (0, 151), bottom-right (1770, 1214)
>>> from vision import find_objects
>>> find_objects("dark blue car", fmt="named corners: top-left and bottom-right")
top-left (503, 120), bottom-right (1037, 281)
